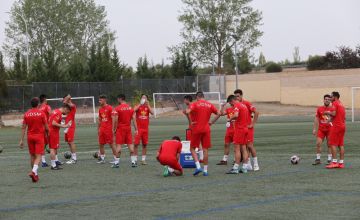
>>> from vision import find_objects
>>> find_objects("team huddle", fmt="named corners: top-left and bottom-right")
top-left (19, 89), bottom-right (346, 182)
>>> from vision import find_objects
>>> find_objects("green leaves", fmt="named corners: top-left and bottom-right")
top-left (177, 0), bottom-right (263, 73)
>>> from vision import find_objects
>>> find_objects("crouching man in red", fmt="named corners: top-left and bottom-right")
top-left (157, 136), bottom-right (183, 177)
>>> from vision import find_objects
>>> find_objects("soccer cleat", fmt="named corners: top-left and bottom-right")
top-left (193, 168), bottom-right (203, 176)
top-left (28, 172), bottom-right (39, 182)
top-left (312, 159), bottom-right (321, 165)
top-left (239, 167), bottom-right (248, 174)
top-left (203, 172), bottom-right (209, 176)
top-left (246, 163), bottom-right (253, 171)
top-left (326, 162), bottom-right (339, 169)
top-left (131, 162), bottom-right (138, 167)
top-left (141, 160), bottom-right (147, 165)
top-left (326, 160), bottom-right (331, 165)
top-left (66, 159), bottom-right (77, 164)
top-left (51, 165), bottom-right (63, 170)
top-left (111, 163), bottom-right (119, 168)
top-left (216, 160), bottom-right (228, 165)
top-left (109, 161), bottom-right (115, 164)
top-left (55, 161), bottom-right (64, 166)
top-left (163, 166), bottom-right (170, 177)
top-left (97, 159), bottom-right (105, 164)
top-left (41, 162), bottom-right (49, 167)
top-left (253, 164), bottom-right (260, 171)
top-left (226, 168), bottom-right (239, 174)
top-left (338, 163), bottom-right (345, 169)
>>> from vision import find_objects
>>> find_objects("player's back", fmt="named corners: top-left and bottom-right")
top-left (159, 140), bottom-right (182, 158)
top-left (24, 109), bottom-right (46, 135)
top-left (190, 99), bottom-right (217, 132)
top-left (241, 99), bottom-right (255, 125)
top-left (38, 103), bottom-right (51, 121)
top-left (115, 103), bottom-right (134, 127)
top-left (48, 109), bottom-right (62, 132)
top-left (234, 102), bottom-right (249, 129)
top-left (332, 100), bottom-right (346, 127)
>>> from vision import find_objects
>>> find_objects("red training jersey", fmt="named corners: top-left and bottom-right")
top-left (65, 104), bottom-right (76, 128)
top-left (99, 104), bottom-right (113, 130)
top-left (189, 99), bottom-right (218, 132)
top-left (113, 103), bottom-right (134, 128)
top-left (38, 103), bottom-right (51, 122)
top-left (158, 140), bottom-right (182, 158)
top-left (240, 99), bottom-right (256, 125)
top-left (332, 100), bottom-right (346, 127)
top-left (23, 108), bottom-right (47, 135)
top-left (233, 102), bottom-right (249, 129)
top-left (316, 105), bottom-right (334, 131)
top-left (48, 109), bottom-right (62, 132)
top-left (225, 107), bottom-right (236, 131)
top-left (135, 105), bottom-right (150, 130)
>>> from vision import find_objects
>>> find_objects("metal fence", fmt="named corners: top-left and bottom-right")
top-left (0, 74), bottom-right (226, 113)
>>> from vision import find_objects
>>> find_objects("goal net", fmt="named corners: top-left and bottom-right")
top-left (351, 87), bottom-right (360, 122)
top-left (47, 96), bottom-right (96, 124)
top-left (152, 92), bottom-right (221, 118)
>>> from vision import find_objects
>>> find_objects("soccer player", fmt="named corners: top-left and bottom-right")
top-left (133, 94), bottom-right (154, 166)
top-left (38, 94), bottom-right (51, 167)
top-left (183, 95), bottom-right (204, 162)
top-left (210, 102), bottom-right (235, 165)
top-left (234, 89), bottom-right (260, 171)
top-left (156, 136), bottom-right (183, 177)
top-left (48, 104), bottom-right (71, 170)
top-left (63, 94), bottom-right (77, 164)
top-left (19, 97), bottom-right (49, 182)
top-left (325, 91), bottom-right (346, 169)
top-left (226, 95), bottom-right (250, 174)
top-left (97, 95), bottom-right (117, 164)
top-left (185, 91), bottom-right (220, 176)
top-left (312, 94), bottom-right (334, 165)
top-left (112, 94), bottom-right (138, 168)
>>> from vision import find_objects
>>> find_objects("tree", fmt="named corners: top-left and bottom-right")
top-left (171, 48), bottom-right (197, 78)
top-left (222, 45), bottom-right (235, 74)
top-left (4, 0), bottom-right (115, 80)
top-left (177, 0), bottom-right (262, 73)
top-left (136, 55), bottom-right (155, 79)
top-left (9, 49), bottom-right (26, 81)
top-left (258, 52), bottom-right (266, 66)
top-left (0, 51), bottom-right (8, 126)
top-left (293, 47), bottom-right (301, 64)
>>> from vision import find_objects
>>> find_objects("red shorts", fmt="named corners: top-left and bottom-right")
top-left (134, 129), bottom-right (149, 146)
top-left (247, 128), bottom-right (254, 143)
top-left (65, 127), bottom-right (75, 143)
top-left (317, 129), bottom-right (330, 140)
top-left (49, 131), bottom-right (60, 150)
top-left (99, 129), bottom-right (113, 145)
top-left (27, 134), bottom-right (45, 155)
top-left (116, 126), bottom-right (132, 145)
top-left (224, 129), bottom-right (234, 144)
top-left (191, 130), bottom-right (211, 149)
top-left (233, 127), bottom-right (248, 145)
top-left (329, 126), bottom-right (346, 147)
top-left (158, 155), bottom-right (183, 172)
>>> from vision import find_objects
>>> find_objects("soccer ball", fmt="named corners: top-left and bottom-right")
top-left (290, 155), bottom-right (300, 165)
top-left (93, 151), bottom-right (99, 159)
top-left (64, 151), bottom-right (72, 159)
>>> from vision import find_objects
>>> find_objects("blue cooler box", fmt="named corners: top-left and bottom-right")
top-left (180, 153), bottom-right (196, 168)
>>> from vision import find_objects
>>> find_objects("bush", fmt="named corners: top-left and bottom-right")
top-left (307, 55), bottom-right (327, 70)
top-left (265, 62), bottom-right (282, 73)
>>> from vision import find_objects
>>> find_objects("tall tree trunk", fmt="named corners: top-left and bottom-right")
top-left (217, 51), bottom-right (222, 74)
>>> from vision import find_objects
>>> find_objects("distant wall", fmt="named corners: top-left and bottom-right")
top-left (226, 68), bottom-right (360, 108)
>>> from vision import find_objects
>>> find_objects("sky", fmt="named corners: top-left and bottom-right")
top-left (0, 0), bottom-right (359, 68)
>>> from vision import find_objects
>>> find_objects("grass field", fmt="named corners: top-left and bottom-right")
top-left (1, 116), bottom-right (360, 220)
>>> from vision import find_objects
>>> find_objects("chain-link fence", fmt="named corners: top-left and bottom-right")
top-left (0, 75), bottom-right (226, 113)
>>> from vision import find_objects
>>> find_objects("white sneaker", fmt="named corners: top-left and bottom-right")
top-left (247, 163), bottom-right (253, 171)
top-left (109, 160), bottom-right (115, 164)
top-left (97, 159), bottom-right (105, 164)
top-left (66, 159), bottom-right (77, 164)
top-left (253, 164), bottom-right (260, 171)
